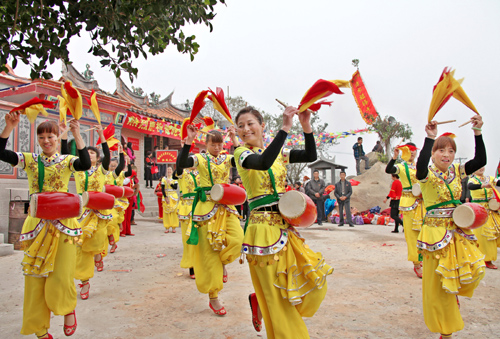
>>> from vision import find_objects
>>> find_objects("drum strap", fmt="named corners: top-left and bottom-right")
top-left (403, 162), bottom-right (412, 190)
top-left (84, 171), bottom-right (89, 192)
top-left (244, 169), bottom-right (280, 233)
top-left (188, 159), bottom-right (214, 246)
top-left (37, 155), bottom-right (45, 193)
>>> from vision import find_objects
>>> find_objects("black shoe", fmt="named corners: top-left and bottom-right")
top-left (318, 222), bottom-right (323, 226)
top-left (349, 224), bottom-right (354, 227)
top-left (391, 230), bottom-right (399, 233)
top-left (338, 224), bottom-right (344, 227)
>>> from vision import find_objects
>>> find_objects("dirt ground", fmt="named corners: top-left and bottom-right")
top-left (1, 217), bottom-right (499, 339)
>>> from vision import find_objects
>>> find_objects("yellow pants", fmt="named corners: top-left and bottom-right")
top-left (21, 235), bottom-right (77, 335)
top-left (422, 254), bottom-right (481, 334)
top-left (191, 212), bottom-right (243, 298)
top-left (163, 211), bottom-right (179, 229)
top-left (476, 232), bottom-right (498, 262)
top-left (75, 217), bottom-right (107, 282)
top-left (402, 211), bottom-right (421, 264)
top-left (180, 219), bottom-right (194, 269)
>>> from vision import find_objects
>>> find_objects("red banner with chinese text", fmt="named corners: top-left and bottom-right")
top-left (124, 111), bottom-right (182, 138)
top-left (128, 137), bottom-right (140, 151)
top-left (156, 150), bottom-right (178, 164)
top-left (350, 70), bottom-right (379, 125)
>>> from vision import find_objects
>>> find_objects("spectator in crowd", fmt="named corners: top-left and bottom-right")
top-left (334, 171), bottom-right (354, 227)
top-left (372, 140), bottom-right (384, 153)
top-left (144, 151), bottom-right (154, 188)
top-left (383, 174), bottom-right (404, 233)
top-left (306, 169), bottom-right (326, 225)
top-left (295, 181), bottom-right (305, 193)
top-left (353, 137), bottom-right (371, 175)
top-left (124, 141), bottom-right (136, 164)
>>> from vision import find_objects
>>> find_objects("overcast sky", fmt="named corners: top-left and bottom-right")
top-left (15, 0), bottom-right (500, 177)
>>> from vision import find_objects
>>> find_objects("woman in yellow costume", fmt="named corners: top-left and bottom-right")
top-left (467, 166), bottom-right (500, 269)
top-left (69, 124), bottom-right (111, 300)
top-left (174, 145), bottom-right (200, 278)
top-left (0, 115), bottom-right (90, 338)
top-left (103, 145), bottom-right (133, 254)
top-left (176, 128), bottom-right (244, 316)
top-left (416, 117), bottom-right (486, 339)
top-left (161, 166), bottom-right (179, 233)
top-left (385, 142), bottom-right (426, 278)
top-left (234, 106), bottom-right (333, 338)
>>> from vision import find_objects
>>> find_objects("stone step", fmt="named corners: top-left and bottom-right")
top-left (0, 243), bottom-right (14, 257)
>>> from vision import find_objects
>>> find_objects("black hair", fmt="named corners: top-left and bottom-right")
top-left (235, 106), bottom-right (264, 125)
top-left (206, 130), bottom-right (224, 144)
top-left (88, 146), bottom-right (101, 161)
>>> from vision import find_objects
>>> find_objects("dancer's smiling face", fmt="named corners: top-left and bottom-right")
top-left (432, 144), bottom-right (455, 173)
top-left (236, 113), bottom-right (265, 147)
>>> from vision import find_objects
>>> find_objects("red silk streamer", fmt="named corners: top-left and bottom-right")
top-left (202, 116), bottom-right (215, 129)
top-left (350, 70), bottom-right (379, 125)
top-left (96, 124), bottom-right (119, 151)
top-left (10, 97), bottom-right (55, 112)
top-left (189, 90), bottom-right (209, 123)
top-left (208, 87), bottom-right (233, 125)
top-left (308, 100), bottom-right (333, 112)
top-left (64, 81), bottom-right (79, 99)
top-left (298, 80), bottom-right (343, 113)
top-left (439, 132), bottom-right (456, 139)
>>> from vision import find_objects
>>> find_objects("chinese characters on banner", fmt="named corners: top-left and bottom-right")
top-left (128, 137), bottom-right (140, 151)
top-left (124, 111), bottom-right (182, 138)
top-left (156, 150), bottom-right (178, 164)
top-left (350, 70), bottom-right (379, 125)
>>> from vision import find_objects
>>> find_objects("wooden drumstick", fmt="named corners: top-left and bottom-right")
top-left (436, 120), bottom-right (456, 125)
top-left (82, 126), bottom-right (97, 132)
top-left (197, 129), bottom-right (214, 136)
top-left (275, 99), bottom-right (316, 114)
top-left (458, 120), bottom-right (472, 128)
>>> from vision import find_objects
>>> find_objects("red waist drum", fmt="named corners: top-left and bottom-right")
top-left (452, 202), bottom-right (488, 230)
top-left (29, 192), bottom-right (83, 220)
top-left (104, 185), bottom-right (134, 198)
top-left (278, 191), bottom-right (317, 227)
top-left (211, 184), bottom-right (247, 205)
top-left (82, 191), bottom-right (115, 210)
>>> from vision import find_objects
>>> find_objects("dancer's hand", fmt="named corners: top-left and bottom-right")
top-left (282, 106), bottom-right (298, 133)
top-left (425, 120), bottom-right (438, 139)
top-left (471, 115), bottom-right (483, 135)
top-left (185, 124), bottom-right (197, 144)
top-left (393, 148), bottom-right (400, 160)
top-left (298, 109), bottom-right (312, 133)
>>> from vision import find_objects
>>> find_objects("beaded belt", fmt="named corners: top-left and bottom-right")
top-left (425, 207), bottom-right (454, 218)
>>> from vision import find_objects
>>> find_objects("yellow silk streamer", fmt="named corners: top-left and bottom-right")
top-left (61, 82), bottom-right (83, 120)
top-left (24, 104), bottom-right (49, 123)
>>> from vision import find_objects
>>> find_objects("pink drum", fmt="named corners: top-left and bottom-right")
top-left (452, 202), bottom-right (488, 230)
top-left (29, 192), bottom-right (82, 220)
top-left (104, 185), bottom-right (134, 198)
top-left (82, 191), bottom-right (115, 210)
top-left (488, 199), bottom-right (500, 211)
top-left (211, 184), bottom-right (247, 205)
top-left (278, 191), bottom-right (317, 227)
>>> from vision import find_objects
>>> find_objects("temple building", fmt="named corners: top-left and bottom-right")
top-left (0, 64), bottom-right (204, 240)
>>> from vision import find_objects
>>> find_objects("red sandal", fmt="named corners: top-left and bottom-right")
top-left (64, 310), bottom-right (77, 336)
top-left (95, 257), bottom-right (104, 272)
top-left (209, 301), bottom-right (227, 316)
top-left (37, 333), bottom-right (53, 339)
top-left (414, 263), bottom-right (423, 279)
top-left (248, 293), bottom-right (262, 332)
top-left (223, 267), bottom-right (228, 283)
top-left (110, 243), bottom-right (118, 253)
top-left (485, 261), bottom-right (498, 269)
top-left (79, 281), bottom-right (90, 300)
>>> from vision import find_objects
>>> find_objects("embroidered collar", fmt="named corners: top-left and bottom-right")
top-left (244, 144), bottom-right (264, 154)
top-left (36, 152), bottom-right (68, 166)
top-left (202, 153), bottom-right (227, 165)
top-left (472, 174), bottom-right (489, 184)
top-left (87, 165), bottom-right (99, 176)
top-left (404, 161), bottom-right (416, 170)
top-left (430, 164), bottom-right (456, 184)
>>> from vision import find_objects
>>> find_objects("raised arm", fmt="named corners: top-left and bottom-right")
top-left (416, 121), bottom-right (437, 180)
top-left (0, 111), bottom-right (21, 166)
top-left (68, 120), bottom-right (91, 171)
top-left (385, 149), bottom-right (399, 174)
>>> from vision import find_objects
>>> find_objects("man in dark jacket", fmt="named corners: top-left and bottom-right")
top-left (353, 137), bottom-right (370, 175)
top-left (334, 171), bottom-right (354, 227)
top-left (306, 169), bottom-right (326, 225)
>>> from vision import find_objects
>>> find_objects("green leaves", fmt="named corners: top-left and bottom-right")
top-left (1, 0), bottom-right (225, 80)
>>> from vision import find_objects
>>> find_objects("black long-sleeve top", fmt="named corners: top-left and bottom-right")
top-left (385, 158), bottom-right (399, 174)
top-left (0, 137), bottom-right (91, 171)
top-left (467, 177), bottom-right (500, 190)
top-left (61, 138), bottom-right (110, 171)
top-left (416, 135), bottom-right (486, 181)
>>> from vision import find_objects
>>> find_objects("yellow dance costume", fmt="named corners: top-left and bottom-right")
top-left (394, 161), bottom-right (426, 264)
top-left (177, 170), bottom-right (199, 269)
top-left (15, 152), bottom-right (82, 336)
top-left (235, 146), bottom-right (333, 339)
top-left (74, 165), bottom-right (112, 282)
top-left (468, 175), bottom-right (500, 262)
top-left (161, 176), bottom-right (179, 229)
top-left (188, 153), bottom-right (244, 299)
top-left (102, 171), bottom-right (129, 256)
top-left (417, 163), bottom-right (485, 334)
